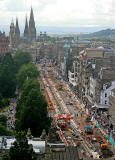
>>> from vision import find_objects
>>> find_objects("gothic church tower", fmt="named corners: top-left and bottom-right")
top-left (15, 18), bottom-right (20, 45)
top-left (29, 7), bottom-right (36, 41)
top-left (9, 19), bottom-right (15, 48)
top-left (24, 16), bottom-right (30, 41)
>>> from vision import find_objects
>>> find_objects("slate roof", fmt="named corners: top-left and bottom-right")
top-left (102, 68), bottom-right (115, 81)
top-left (53, 146), bottom-right (79, 160)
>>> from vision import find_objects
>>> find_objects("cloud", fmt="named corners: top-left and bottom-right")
top-left (0, 0), bottom-right (115, 28)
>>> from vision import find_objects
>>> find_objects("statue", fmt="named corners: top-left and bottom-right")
top-left (40, 129), bottom-right (46, 140)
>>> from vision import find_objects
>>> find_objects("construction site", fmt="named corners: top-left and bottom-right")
top-left (38, 60), bottom-right (115, 160)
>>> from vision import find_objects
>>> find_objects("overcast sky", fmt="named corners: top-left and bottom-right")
top-left (0, 0), bottom-right (115, 27)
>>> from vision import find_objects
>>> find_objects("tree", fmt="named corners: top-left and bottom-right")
top-left (0, 53), bottom-right (16, 98)
top-left (22, 79), bottom-right (40, 95)
top-left (9, 131), bottom-right (37, 160)
top-left (15, 80), bottom-right (51, 136)
top-left (13, 51), bottom-right (32, 72)
top-left (1, 153), bottom-right (10, 160)
top-left (0, 115), bottom-right (13, 136)
top-left (0, 115), bottom-right (7, 126)
top-left (15, 79), bottom-right (40, 119)
top-left (16, 63), bottom-right (39, 89)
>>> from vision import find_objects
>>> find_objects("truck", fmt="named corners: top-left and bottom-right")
top-left (85, 126), bottom-right (93, 134)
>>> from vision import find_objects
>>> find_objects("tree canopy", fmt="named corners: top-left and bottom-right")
top-left (9, 131), bottom-right (37, 160)
top-left (16, 63), bottom-right (39, 89)
top-left (0, 115), bottom-right (12, 136)
top-left (0, 53), bottom-right (16, 98)
top-left (15, 80), bottom-right (51, 136)
top-left (13, 51), bottom-right (32, 72)
top-left (0, 115), bottom-right (7, 126)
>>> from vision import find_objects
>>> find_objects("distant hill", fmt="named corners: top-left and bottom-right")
top-left (0, 25), bottom-right (112, 36)
top-left (0, 25), bottom-right (115, 37)
top-left (79, 29), bottom-right (115, 39)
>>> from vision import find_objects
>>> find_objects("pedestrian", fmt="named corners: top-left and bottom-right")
top-left (83, 151), bottom-right (86, 158)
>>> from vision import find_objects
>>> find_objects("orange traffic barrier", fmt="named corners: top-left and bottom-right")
top-left (47, 106), bottom-right (54, 109)
top-left (48, 109), bottom-right (54, 111)
top-left (55, 84), bottom-right (58, 87)
top-left (48, 102), bottom-right (52, 105)
top-left (101, 144), bottom-right (107, 148)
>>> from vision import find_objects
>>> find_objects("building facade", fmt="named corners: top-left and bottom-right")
top-left (9, 7), bottom-right (36, 48)
top-left (109, 89), bottom-right (115, 130)
top-left (0, 32), bottom-right (9, 55)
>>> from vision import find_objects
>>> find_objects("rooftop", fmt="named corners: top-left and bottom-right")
top-left (0, 137), bottom-right (45, 154)
top-left (102, 68), bottom-right (115, 81)
top-left (111, 88), bottom-right (115, 93)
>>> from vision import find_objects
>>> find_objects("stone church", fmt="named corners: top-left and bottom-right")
top-left (9, 7), bottom-right (36, 48)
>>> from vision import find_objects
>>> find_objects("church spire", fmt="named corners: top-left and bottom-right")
top-left (11, 18), bottom-right (14, 25)
top-left (30, 6), bottom-right (34, 21)
top-left (15, 17), bottom-right (20, 35)
top-left (29, 7), bottom-right (35, 28)
top-left (29, 7), bottom-right (36, 41)
top-left (24, 16), bottom-right (29, 38)
top-left (15, 17), bottom-right (20, 46)
top-left (9, 18), bottom-right (15, 47)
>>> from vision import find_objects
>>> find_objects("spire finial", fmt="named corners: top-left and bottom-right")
top-left (11, 18), bottom-right (14, 24)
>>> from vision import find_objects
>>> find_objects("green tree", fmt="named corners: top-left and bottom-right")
top-left (13, 51), bottom-right (32, 72)
top-left (0, 115), bottom-right (13, 136)
top-left (1, 153), bottom-right (10, 160)
top-left (0, 53), bottom-right (16, 98)
top-left (0, 93), bottom-right (3, 108)
top-left (9, 131), bottom-right (37, 160)
top-left (0, 125), bottom-right (12, 136)
top-left (1, 98), bottom-right (10, 107)
top-left (16, 63), bottom-right (39, 89)
top-left (15, 80), bottom-right (50, 136)
top-left (15, 79), bottom-right (40, 119)
top-left (0, 115), bottom-right (7, 126)
top-left (22, 79), bottom-right (40, 95)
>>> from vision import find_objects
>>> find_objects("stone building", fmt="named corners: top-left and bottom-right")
top-left (9, 7), bottom-right (36, 48)
top-left (15, 18), bottom-right (20, 46)
top-left (23, 16), bottom-right (30, 42)
top-left (0, 32), bottom-right (9, 55)
top-left (68, 46), bottom-right (115, 109)
top-left (9, 19), bottom-right (15, 48)
top-left (109, 89), bottom-right (115, 130)
top-left (28, 7), bottom-right (36, 41)
top-left (94, 68), bottom-right (115, 108)
top-left (37, 32), bottom-right (49, 42)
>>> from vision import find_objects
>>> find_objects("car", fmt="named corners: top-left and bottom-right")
top-left (73, 137), bottom-right (83, 141)
top-left (66, 102), bottom-right (73, 105)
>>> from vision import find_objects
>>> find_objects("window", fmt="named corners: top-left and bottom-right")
top-left (105, 93), bottom-right (107, 97)
top-left (105, 100), bottom-right (107, 105)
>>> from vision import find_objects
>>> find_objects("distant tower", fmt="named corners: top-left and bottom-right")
top-left (24, 16), bottom-right (30, 41)
top-left (15, 18), bottom-right (20, 45)
top-left (9, 19), bottom-right (15, 48)
top-left (29, 7), bottom-right (36, 41)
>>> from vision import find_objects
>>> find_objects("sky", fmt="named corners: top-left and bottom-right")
top-left (0, 0), bottom-right (115, 28)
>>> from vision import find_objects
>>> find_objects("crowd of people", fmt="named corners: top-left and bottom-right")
top-left (7, 99), bottom-right (16, 129)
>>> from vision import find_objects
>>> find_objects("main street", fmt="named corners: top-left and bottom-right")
top-left (37, 60), bottom-right (115, 160)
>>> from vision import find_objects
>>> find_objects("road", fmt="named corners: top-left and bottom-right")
top-left (38, 61), bottom-right (115, 159)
